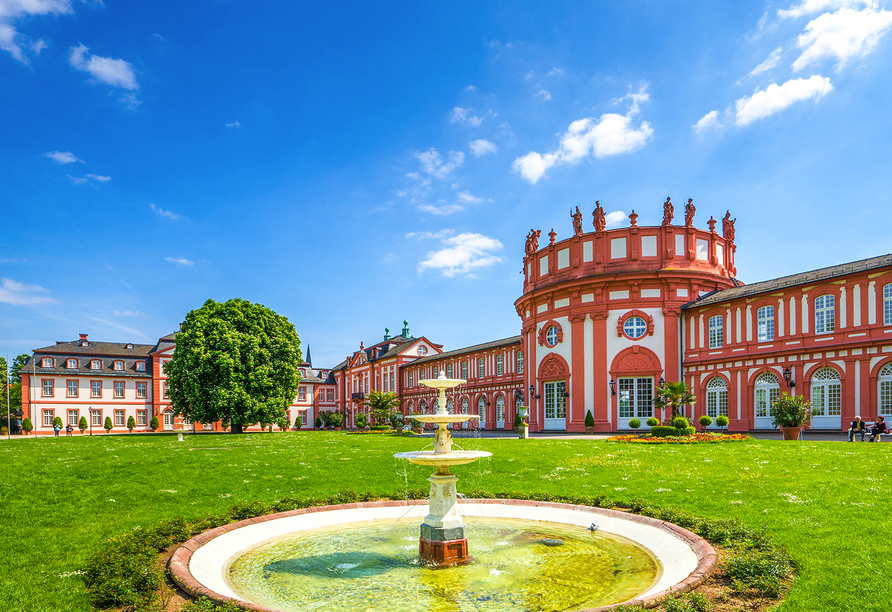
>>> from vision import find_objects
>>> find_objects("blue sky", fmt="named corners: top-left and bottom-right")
top-left (2, 1), bottom-right (892, 368)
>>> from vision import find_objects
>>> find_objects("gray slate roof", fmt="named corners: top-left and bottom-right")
top-left (412, 335), bottom-right (522, 365)
top-left (686, 252), bottom-right (892, 309)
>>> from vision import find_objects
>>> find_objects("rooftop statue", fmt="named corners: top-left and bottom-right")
top-left (525, 229), bottom-right (541, 256)
top-left (723, 210), bottom-right (736, 241)
top-left (570, 206), bottom-right (584, 236)
top-left (592, 201), bottom-right (606, 232)
top-left (684, 198), bottom-right (696, 227)
top-left (662, 197), bottom-right (674, 226)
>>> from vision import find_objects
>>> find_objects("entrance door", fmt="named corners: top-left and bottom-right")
top-left (754, 373), bottom-right (779, 429)
top-left (618, 377), bottom-right (653, 429)
top-left (477, 397), bottom-right (486, 429)
top-left (810, 368), bottom-right (841, 429)
top-left (496, 395), bottom-right (505, 428)
top-left (705, 377), bottom-right (728, 429)
top-left (543, 381), bottom-right (567, 430)
top-left (163, 410), bottom-right (175, 430)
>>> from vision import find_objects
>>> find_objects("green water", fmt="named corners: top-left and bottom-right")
top-left (226, 517), bottom-right (661, 612)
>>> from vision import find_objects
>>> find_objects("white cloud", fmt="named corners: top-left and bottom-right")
top-left (417, 232), bottom-right (504, 277)
top-left (469, 139), bottom-right (498, 156)
top-left (406, 229), bottom-right (455, 240)
top-left (792, 6), bottom-right (892, 71)
top-left (89, 317), bottom-right (148, 340)
top-left (113, 310), bottom-right (146, 316)
top-left (165, 257), bottom-right (194, 266)
top-left (0, 277), bottom-right (56, 305)
top-left (44, 150), bottom-right (83, 164)
top-left (693, 110), bottom-right (722, 133)
top-left (750, 47), bottom-right (784, 76)
top-left (149, 203), bottom-right (181, 220)
top-left (512, 87), bottom-right (653, 184)
top-left (538, 89), bottom-right (552, 101)
top-left (449, 107), bottom-right (483, 127)
top-left (30, 38), bottom-right (46, 54)
top-left (69, 44), bottom-right (138, 90)
top-left (457, 191), bottom-right (483, 204)
top-left (464, 85), bottom-right (477, 92)
top-left (605, 211), bottom-right (628, 229)
top-left (734, 75), bottom-right (833, 125)
top-left (778, 0), bottom-right (868, 19)
top-left (547, 67), bottom-right (564, 76)
top-left (0, 0), bottom-right (71, 63)
top-left (418, 202), bottom-right (467, 216)
top-left (67, 174), bottom-right (88, 184)
top-left (414, 148), bottom-right (464, 179)
top-left (86, 173), bottom-right (110, 182)
top-left (226, 121), bottom-right (241, 128)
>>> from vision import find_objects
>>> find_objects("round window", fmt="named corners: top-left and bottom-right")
top-left (623, 316), bottom-right (647, 339)
top-left (418, 346), bottom-right (428, 356)
top-left (545, 326), bottom-right (559, 347)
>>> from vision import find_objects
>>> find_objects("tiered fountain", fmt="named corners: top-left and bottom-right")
top-left (394, 371), bottom-right (490, 566)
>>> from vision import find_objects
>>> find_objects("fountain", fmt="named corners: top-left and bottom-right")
top-left (393, 371), bottom-right (491, 566)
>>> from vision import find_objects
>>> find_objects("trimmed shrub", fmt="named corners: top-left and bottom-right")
top-left (699, 415), bottom-right (713, 427)
top-left (671, 415), bottom-right (689, 429)
top-left (127, 416), bottom-right (136, 432)
top-left (355, 413), bottom-right (368, 429)
top-left (646, 417), bottom-right (659, 427)
top-left (716, 415), bottom-right (729, 428)
top-left (370, 425), bottom-right (390, 431)
top-left (628, 418), bottom-right (641, 429)
top-left (678, 426), bottom-right (696, 436)
top-left (103, 416), bottom-right (113, 432)
top-left (584, 410), bottom-right (595, 427)
top-left (149, 416), bottom-right (159, 430)
top-left (53, 416), bottom-right (63, 428)
top-left (314, 415), bottom-right (323, 429)
top-left (294, 416), bottom-right (303, 429)
top-left (22, 417), bottom-right (33, 433)
top-left (514, 413), bottom-right (522, 428)
top-left (328, 412), bottom-right (344, 427)
top-left (651, 426), bottom-right (677, 438)
top-left (78, 416), bottom-right (88, 432)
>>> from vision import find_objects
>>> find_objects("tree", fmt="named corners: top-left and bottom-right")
top-left (22, 418), bottom-right (33, 434)
top-left (103, 416), bottom-right (113, 433)
top-left (52, 416), bottom-right (63, 429)
top-left (78, 416), bottom-right (88, 433)
top-left (165, 298), bottom-right (302, 434)
top-left (294, 415), bottom-right (302, 429)
top-left (149, 416), bottom-right (160, 431)
top-left (652, 381), bottom-right (696, 420)
top-left (0, 355), bottom-right (26, 422)
top-left (361, 390), bottom-right (400, 425)
top-left (127, 416), bottom-right (136, 432)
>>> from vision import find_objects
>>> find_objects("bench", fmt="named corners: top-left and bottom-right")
top-left (848, 421), bottom-right (889, 442)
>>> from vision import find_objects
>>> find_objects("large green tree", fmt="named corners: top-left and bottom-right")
top-left (165, 299), bottom-right (302, 434)
top-left (1, 354), bottom-right (28, 421)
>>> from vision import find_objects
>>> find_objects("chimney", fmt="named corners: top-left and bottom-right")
top-left (79, 334), bottom-right (88, 340)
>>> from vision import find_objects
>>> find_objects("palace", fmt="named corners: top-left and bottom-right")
top-left (20, 199), bottom-right (892, 435)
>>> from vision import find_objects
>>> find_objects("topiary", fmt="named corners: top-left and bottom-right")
top-left (671, 416), bottom-right (689, 430)
top-left (22, 417), bottom-right (33, 433)
top-left (584, 410), bottom-right (595, 427)
top-left (328, 412), bottom-right (344, 428)
top-left (716, 415), bottom-right (729, 428)
top-left (314, 415), bottom-right (323, 429)
top-left (677, 426), bottom-right (696, 437)
top-left (79, 416), bottom-right (88, 433)
top-left (355, 413), bottom-right (368, 429)
top-left (127, 416), bottom-right (136, 432)
top-left (650, 426), bottom-right (677, 438)
top-left (294, 416), bottom-right (303, 429)
top-left (628, 418), bottom-right (641, 430)
top-left (646, 417), bottom-right (659, 427)
top-left (53, 416), bottom-right (63, 429)
top-left (149, 416), bottom-right (159, 431)
top-left (699, 415), bottom-right (713, 427)
top-left (103, 416), bottom-right (113, 433)
top-left (388, 412), bottom-right (404, 430)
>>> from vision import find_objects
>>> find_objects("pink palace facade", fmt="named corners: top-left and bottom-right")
top-left (21, 199), bottom-right (892, 435)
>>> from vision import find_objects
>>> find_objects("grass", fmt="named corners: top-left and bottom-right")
top-left (1, 432), bottom-right (890, 611)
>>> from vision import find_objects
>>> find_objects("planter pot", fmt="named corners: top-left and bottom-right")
top-left (781, 426), bottom-right (802, 440)
top-left (334, 426), bottom-right (342, 431)
top-left (585, 426), bottom-right (594, 435)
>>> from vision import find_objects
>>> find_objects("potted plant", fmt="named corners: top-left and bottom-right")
top-left (699, 415), bottom-right (713, 430)
top-left (584, 410), bottom-right (595, 434)
top-left (355, 412), bottom-right (368, 431)
top-left (314, 415), bottom-right (323, 430)
top-left (329, 411), bottom-right (344, 431)
top-left (628, 418), bottom-right (641, 432)
top-left (277, 417), bottom-right (290, 431)
top-left (22, 418), bottom-right (33, 435)
top-left (410, 417), bottom-right (423, 434)
top-left (149, 416), bottom-right (159, 432)
top-left (294, 415), bottom-right (303, 430)
top-left (716, 415), bottom-right (729, 433)
top-left (127, 416), bottom-right (136, 433)
top-left (770, 392), bottom-right (811, 440)
top-left (388, 412), bottom-right (404, 433)
top-left (103, 416), bottom-right (113, 433)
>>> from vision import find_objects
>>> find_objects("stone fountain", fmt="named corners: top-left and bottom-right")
top-left (394, 371), bottom-right (491, 566)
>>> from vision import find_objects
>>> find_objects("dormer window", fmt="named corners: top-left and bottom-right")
top-left (136, 361), bottom-right (146, 372)
top-left (67, 358), bottom-right (77, 369)
top-left (41, 358), bottom-right (53, 368)
top-left (113, 361), bottom-right (124, 371)
top-left (81, 340), bottom-right (89, 347)
top-left (91, 360), bottom-right (101, 370)
top-left (126, 343), bottom-right (134, 349)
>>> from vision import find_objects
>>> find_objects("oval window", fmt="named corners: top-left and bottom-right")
top-left (418, 346), bottom-right (428, 356)
top-left (623, 316), bottom-right (647, 339)
top-left (545, 326), bottom-right (559, 347)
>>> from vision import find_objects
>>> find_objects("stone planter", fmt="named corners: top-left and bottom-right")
top-left (585, 426), bottom-right (594, 435)
top-left (781, 426), bottom-right (802, 440)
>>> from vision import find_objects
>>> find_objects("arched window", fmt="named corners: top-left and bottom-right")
top-left (419, 400), bottom-right (427, 414)
top-left (757, 306), bottom-right (774, 342)
top-left (814, 295), bottom-right (835, 334)
top-left (706, 377), bottom-right (728, 419)
top-left (461, 397), bottom-right (469, 414)
top-left (477, 397), bottom-right (486, 427)
top-left (879, 363), bottom-right (892, 417)
top-left (709, 315), bottom-right (723, 348)
top-left (496, 395), bottom-right (505, 427)
top-left (754, 372), bottom-right (780, 428)
top-left (810, 367), bottom-right (841, 428)
top-left (884, 284), bottom-right (892, 326)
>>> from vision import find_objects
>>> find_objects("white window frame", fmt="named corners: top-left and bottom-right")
top-left (137, 410), bottom-right (147, 426)
top-left (41, 358), bottom-right (53, 368)
top-left (136, 382), bottom-right (147, 398)
top-left (114, 381), bottom-right (125, 398)
top-left (879, 363), bottom-right (892, 416)
top-left (477, 397), bottom-right (486, 427)
top-left (623, 316), bottom-right (647, 339)
top-left (461, 361), bottom-right (468, 379)
top-left (67, 380), bottom-right (78, 397)
top-left (496, 355), bottom-right (504, 376)
top-left (298, 387), bottom-right (307, 401)
top-left (67, 358), bottom-right (77, 369)
top-left (884, 284), bottom-right (892, 326)
top-left (517, 351), bottom-right (524, 374)
top-left (114, 410), bottom-right (125, 426)
top-left (91, 359), bottom-right (101, 370)
top-left (477, 358), bottom-right (485, 378)
top-left (43, 409), bottom-right (53, 427)
top-left (706, 377), bottom-right (728, 419)
top-left (113, 361), bottom-right (124, 371)
top-left (757, 305), bottom-right (774, 342)
top-left (708, 315), bottom-right (723, 348)
top-left (42, 379), bottom-right (53, 397)
top-left (91, 410), bottom-right (102, 426)
top-left (91, 380), bottom-right (102, 398)
top-left (814, 294), bottom-right (835, 334)
top-left (545, 326), bottom-right (558, 346)
top-left (136, 361), bottom-right (146, 372)
top-left (67, 409), bottom-right (78, 426)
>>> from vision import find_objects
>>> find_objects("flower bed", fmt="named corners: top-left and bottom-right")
top-left (607, 432), bottom-right (751, 444)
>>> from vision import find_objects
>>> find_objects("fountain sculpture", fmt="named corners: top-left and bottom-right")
top-left (393, 371), bottom-right (491, 566)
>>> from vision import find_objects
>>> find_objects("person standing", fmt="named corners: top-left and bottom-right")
top-left (53, 423), bottom-right (61, 437)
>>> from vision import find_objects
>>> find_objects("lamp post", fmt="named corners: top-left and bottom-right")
top-left (89, 408), bottom-right (93, 436)
top-left (6, 355), bottom-right (10, 440)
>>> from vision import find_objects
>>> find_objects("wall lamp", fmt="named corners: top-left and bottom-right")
top-left (562, 391), bottom-right (570, 399)
top-left (783, 367), bottom-right (795, 388)
top-left (609, 378), bottom-right (616, 396)
top-left (513, 389), bottom-right (525, 404)
top-left (529, 385), bottom-right (541, 400)
top-left (659, 377), bottom-right (665, 387)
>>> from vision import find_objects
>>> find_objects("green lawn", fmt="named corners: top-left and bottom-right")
top-left (1, 432), bottom-right (890, 612)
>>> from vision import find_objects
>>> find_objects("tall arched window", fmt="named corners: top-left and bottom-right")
top-left (461, 397), bottom-right (469, 414)
top-left (811, 367), bottom-right (841, 428)
top-left (419, 400), bottom-right (427, 414)
top-left (477, 397), bottom-right (487, 427)
top-left (754, 372), bottom-right (780, 428)
top-left (879, 363), bottom-right (892, 417)
top-left (706, 377), bottom-right (728, 420)
top-left (757, 306), bottom-right (774, 342)
top-left (496, 395), bottom-right (505, 427)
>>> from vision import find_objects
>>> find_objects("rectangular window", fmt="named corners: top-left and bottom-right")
top-left (67, 409), bottom-right (78, 426)
top-left (299, 410), bottom-right (308, 426)
top-left (461, 361), bottom-right (468, 379)
top-left (42, 379), bottom-right (54, 397)
top-left (91, 381), bottom-right (102, 398)
top-left (67, 358), bottom-right (77, 369)
top-left (114, 361), bottom-right (124, 371)
top-left (163, 382), bottom-right (170, 399)
top-left (884, 284), bottom-right (892, 326)
top-left (517, 351), bottom-right (524, 374)
top-left (43, 409), bottom-right (53, 427)
top-left (91, 359), bottom-right (101, 370)
top-left (815, 294), bottom-right (835, 334)
top-left (327, 389), bottom-right (334, 402)
top-left (446, 363), bottom-right (453, 378)
top-left (41, 357), bottom-right (53, 368)
top-left (408, 372), bottom-right (413, 386)
top-left (496, 355), bottom-right (504, 376)
top-left (708, 315), bottom-right (723, 348)
top-left (757, 306), bottom-right (775, 342)
top-left (114, 381), bottom-right (125, 398)
top-left (136, 382), bottom-right (147, 398)
top-left (390, 372), bottom-right (394, 390)
top-left (478, 358), bottom-right (485, 378)
top-left (137, 410), bottom-right (147, 426)
top-left (298, 387), bottom-right (306, 401)
top-left (114, 410), bottom-right (125, 426)
top-left (67, 380), bottom-right (78, 397)
top-left (91, 410), bottom-right (102, 426)
top-left (136, 361), bottom-right (146, 372)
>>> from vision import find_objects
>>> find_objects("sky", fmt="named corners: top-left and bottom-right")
top-left (2, 0), bottom-right (892, 369)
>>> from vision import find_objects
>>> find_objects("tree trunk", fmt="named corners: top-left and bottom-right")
top-left (231, 422), bottom-right (244, 434)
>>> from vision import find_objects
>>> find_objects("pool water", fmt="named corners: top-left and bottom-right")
top-left (225, 517), bottom-right (661, 612)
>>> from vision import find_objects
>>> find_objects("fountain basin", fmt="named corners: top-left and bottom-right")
top-left (171, 499), bottom-right (717, 612)
top-left (394, 450), bottom-right (492, 466)
top-left (410, 414), bottom-right (479, 424)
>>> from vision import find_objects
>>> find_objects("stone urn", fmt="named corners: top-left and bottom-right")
top-left (781, 426), bottom-right (801, 441)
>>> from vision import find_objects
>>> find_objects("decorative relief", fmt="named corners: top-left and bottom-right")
top-left (539, 354), bottom-right (569, 379)
top-left (614, 347), bottom-right (660, 373)
top-left (568, 313), bottom-right (587, 323)
top-left (537, 320), bottom-right (564, 346)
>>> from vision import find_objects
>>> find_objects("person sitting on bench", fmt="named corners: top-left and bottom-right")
top-left (870, 416), bottom-right (888, 442)
top-left (849, 416), bottom-right (869, 442)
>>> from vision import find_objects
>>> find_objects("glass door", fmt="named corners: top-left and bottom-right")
top-left (163, 410), bottom-right (175, 430)
top-left (810, 368), bottom-right (841, 429)
top-left (618, 377), bottom-right (653, 430)
top-left (544, 381), bottom-right (566, 430)
top-left (496, 395), bottom-right (505, 428)
top-left (754, 373), bottom-right (779, 429)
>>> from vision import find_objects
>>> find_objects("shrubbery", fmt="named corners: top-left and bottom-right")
top-left (127, 416), bottom-right (136, 431)
top-left (355, 413), bottom-right (368, 429)
top-left (104, 416), bottom-right (113, 432)
top-left (584, 410), bottom-right (595, 427)
top-left (22, 417), bottom-right (33, 433)
top-left (628, 418), bottom-right (641, 429)
top-left (699, 415), bottom-right (713, 427)
top-left (646, 417), bottom-right (659, 427)
top-left (78, 416), bottom-right (88, 433)
top-left (149, 416), bottom-right (159, 431)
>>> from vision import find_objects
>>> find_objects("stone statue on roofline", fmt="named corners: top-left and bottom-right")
top-left (525, 229), bottom-right (541, 256)
top-left (592, 201), bottom-right (606, 232)
top-left (662, 197), bottom-right (674, 226)
top-left (684, 198), bottom-right (696, 227)
top-left (570, 206), bottom-right (584, 236)
top-left (723, 210), bottom-right (736, 241)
